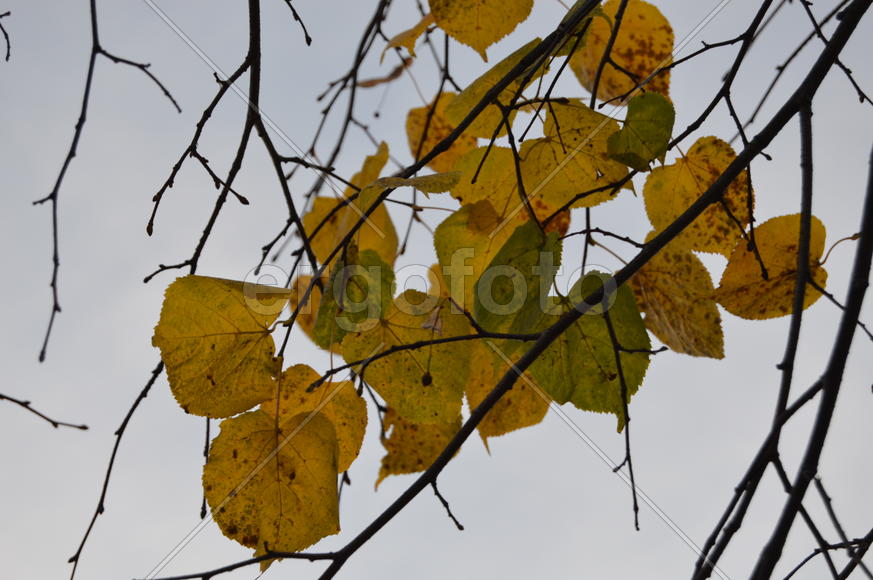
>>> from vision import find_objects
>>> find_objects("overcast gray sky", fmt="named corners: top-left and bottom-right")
top-left (1, 1), bottom-right (872, 579)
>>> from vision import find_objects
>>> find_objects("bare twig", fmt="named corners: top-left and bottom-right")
top-left (0, 392), bottom-right (87, 430)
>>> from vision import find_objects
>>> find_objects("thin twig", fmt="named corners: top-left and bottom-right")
top-left (0, 392), bottom-right (88, 430)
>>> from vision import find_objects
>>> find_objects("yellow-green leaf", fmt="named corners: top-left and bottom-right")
top-left (607, 92), bottom-right (675, 171)
top-left (643, 136), bottom-right (753, 256)
top-left (629, 233), bottom-right (724, 358)
top-left (262, 364), bottom-right (367, 472)
top-left (313, 249), bottom-right (395, 349)
top-left (289, 275), bottom-right (341, 354)
top-left (716, 214), bottom-right (828, 319)
top-left (341, 290), bottom-right (472, 423)
top-left (203, 410), bottom-right (339, 556)
top-left (465, 340), bottom-right (548, 445)
top-left (434, 199), bottom-right (517, 310)
top-left (569, 0), bottom-right (673, 102)
top-left (152, 275), bottom-right (289, 418)
top-left (303, 142), bottom-right (398, 266)
top-left (429, 0), bottom-right (533, 61)
top-left (407, 93), bottom-right (478, 172)
top-left (444, 38), bottom-right (543, 138)
top-left (473, 220), bottom-right (562, 334)
top-left (376, 408), bottom-right (461, 487)
top-left (528, 274), bottom-right (650, 430)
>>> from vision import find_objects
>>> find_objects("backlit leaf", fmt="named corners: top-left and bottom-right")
top-left (289, 275), bottom-right (341, 354)
top-left (716, 214), bottom-right (828, 319)
top-left (607, 92), bottom-right (675, 171)
top-left (303, 142), bottom-right (399, 266)
top-left (434, 199), bottom-right (518, 310)
top-left (449, 146), bottom-right (567, 228)
top-left (643, 136), bottom-right (753, 256)
top-left (429, 0), bottom-right (533, 61)
top-left (203, 410), bottom-right (339, 557)
top-left (444, 38), bottom-right (543, 138)
top-left (262, 364), bottom-right (367, 472)
top-left (152, 275), bottom-right (288, 418)
top-left (474, 220), bottom-right (562, 334)
top-left (569, 0), bottom-right (673, 101)
top-left (341, 290), bottom-right (472, 423)
top-left (629, 233), bottom-right (723, 358)
top-left (528, 273), bottom-right (650, 430)
top-left (313, 249), bottom-right (395, 349)
top-left (465, 339), bottom-right (548, 446)
top-left (520, 99), bottom-right (631, 209)
top-left (376, 408), bottom-right (461, 487)
top-left (407, 93), bottom-right (478, 173)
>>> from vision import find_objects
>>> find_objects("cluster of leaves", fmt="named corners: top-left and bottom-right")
top-left (151, 0), bottom-right (829, 566)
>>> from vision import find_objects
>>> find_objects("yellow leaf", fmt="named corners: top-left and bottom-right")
top-left (716, 214), bottom-right (828, 320)
top-left (643, 136), bottom-right (753, 256)
top-left (429, 0), bottom-right (533, 61)
top-left (341, 290), bottom-right (472, 424)
top-left (444, 38), bottom-right (543, 138)
top-left (406, 93), bottom-right (478, 172)
top-left (629, 233), bottom-right (724, 358)
top-left (519, 99), bottom-right (630, 209)
top-left (152, 275), bottom-right (288, 418)
top-left (383, 13), bottom-right (435, 60)
top-left (451, 146), bottom-right (576, 227)
top-left (569, 0), bottom-right (673, 101)
top-left (465, 340), bottom-right (548, 445)
top-left (376, 408), bottom-right (461, 487)
top-left (303, 142), bottom-right (399, 266)
top-left (261, 364), bottom-right (367, 472)
top-left (203, 410), bottom-right (339, 556)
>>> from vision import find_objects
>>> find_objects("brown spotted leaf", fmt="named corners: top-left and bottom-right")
top-left (716, 214), bottom-right (827, 319)
top-left (643, 136), bottom-right (753, 256)
top-left (376, 408), bottom-right (461, 487)
top-left (152, 275), bottom-right (289, 418)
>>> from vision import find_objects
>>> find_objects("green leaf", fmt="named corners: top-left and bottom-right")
top-left (314, 249), bottom-right (395, 348)
top-left (473, 220), bottom-right (562, 334)
top-left (528, 273), bottom-right (650, 430)
top-left (607, 92), bottom-right (675, 171)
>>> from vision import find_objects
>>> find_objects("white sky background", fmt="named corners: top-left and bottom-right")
top-left (1, 1), bottom-right (872, 579)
